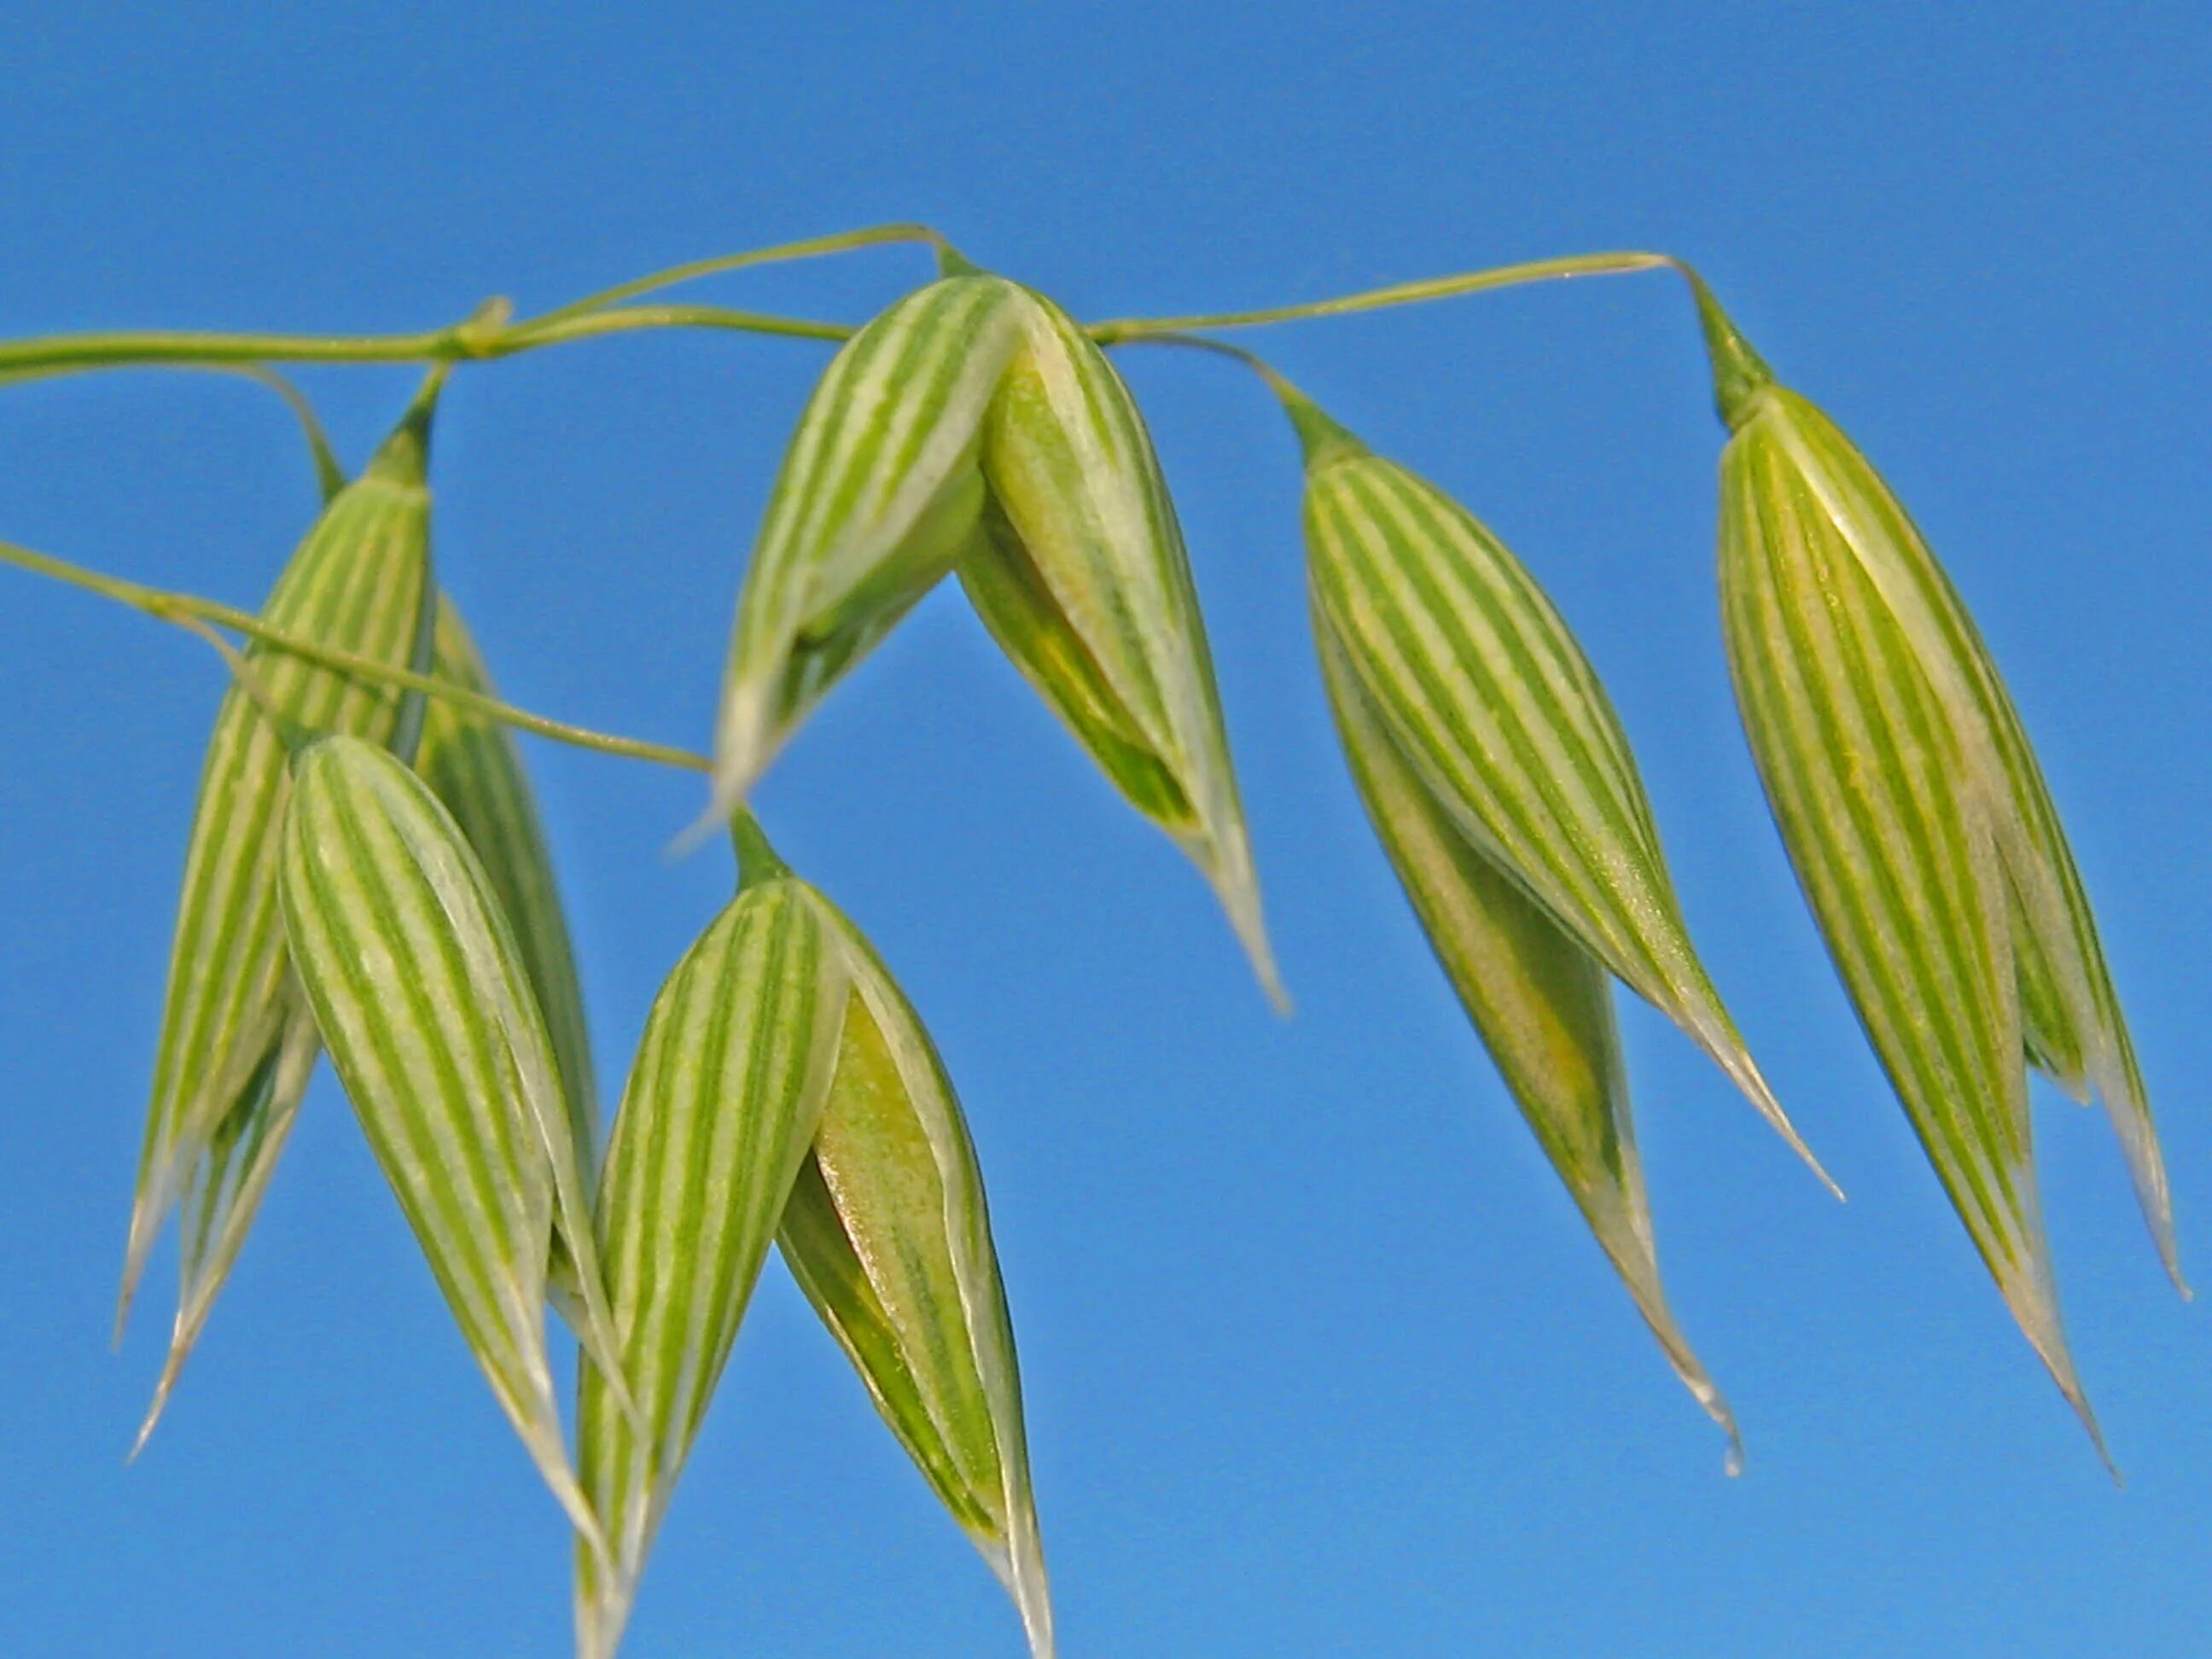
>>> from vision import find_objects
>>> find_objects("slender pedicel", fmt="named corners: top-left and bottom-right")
top-left (0, 539), bottom-right (708, 774)
top-left (1088, 251), bottom-right (1673, 342)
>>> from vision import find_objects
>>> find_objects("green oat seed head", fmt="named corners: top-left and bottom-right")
top-left (124, 385), bottom-right (440, 1448)
top-left (1318, 605), bottom-right (1742, 1469)
top-left (415, 595), bottom-right (601, 1321)
top-left (713, 275), bottom-right (1027, 810)
top-left (1291, 387), bottom-right (1833, 1196)
top-left (575, 836), bottom-right (850, 1659)
top-left (277, 736), bottom-right (633, 1545)
top-left (712, 265), bottom-right (1280, 1004)
top-left (964, 282), bottom-right (1280, 1007)
top-left (778, 888), bottom-right (1053, 1658)
top-left (1703, 283), bottom-right (2179, 1462)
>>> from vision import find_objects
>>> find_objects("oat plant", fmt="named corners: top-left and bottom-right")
top-left (0, 224), bottom-right (2178, 1654)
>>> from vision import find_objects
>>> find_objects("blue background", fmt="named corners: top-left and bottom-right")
top-left (3, 5), bottom-right (2208, 1655)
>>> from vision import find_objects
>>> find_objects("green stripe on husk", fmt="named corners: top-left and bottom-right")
top-left (125, 388), bottom-right (440, 1442)
top-left (965, 284), bottom-right (1279, 1005)
top-left (1297, 411), bottom-right (1830, 1192)
top-left (576, 873), bottom-right (848, 1659)
top-left (1752, 387), bottom-right (2177, 1294)
top-left (713, 276), bottom-right (1024, 813)
top-left (1719, 390), bottom-right (2107, 1461)
top-left (713, 271), bottom-right (1278, 1003)
top-left (778, 892), bottom-right (1053, 1657)
top-left (279, 736), bottom-right (632, 1540)
top-left (1318, 608), bottom-right (1741, 1469)
top-left (416, 595), bottom-right (600, 1312)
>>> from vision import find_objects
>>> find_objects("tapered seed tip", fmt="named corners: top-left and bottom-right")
top-left (1207, 858), bottom-right (1291, 1016)
top-left (977, 1533), bottom-right (1056, 1659)
top-left (1722, 1051), bottom-right (1843, 1201)
top-left (667, 764), bottom-right (751, 864)
top-left (2027, 1312), bottom-right (2119, 1481)
top-left (130, 1359), bottom-right (184, 1463)
top-left (1229, 906), bottom-right (1292, 1016)
top-left (2073, 1390), bottom-right (2122, 1487)
top-left (133, 1280), bottom-right (229, 1458)
top-left (1748, 1081), bottom-right (1841, 1200)
top-left (1650, 1315), bottom-right (1743, 1478)
top-left (114, 1204), bottom-right (163, 1346)
top-left (693, 682), bottom-right (778, 852)
top-left (1812, 1157), bottom-right (1846, 1204)
top-left (1021, 1602), bottom-right (1057, 1659)
top-left (2155, 1229), bottom-right (2190, 1301)
top-left (2146, 1213), bottom-right (2189, 1301)
top-left (1698, 1388), bottom-right (1743, 1476)
top-left (1685, 1377), bottom-right (1743, 1478)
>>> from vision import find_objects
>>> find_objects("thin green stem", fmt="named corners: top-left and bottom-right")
top-left (489, 303), bottom-right (853, 352)
top-left (1120, 333), bottom-right (1367, 468)
top-left (0, 239), bottom-right (1701, 389)
top-left (0, 223), bottom-right (923, 381)
top-left (168, 612), bottom-right (300, 745)
top-left (0, 538), bottom-right (709, 774)
top-left (527, 222), bottom-right (948, 327)
top-left (208, 366), bottom-right (348, 499)
top-left (0, 323), bottom-right (474, 380)
top-left (1124, 331), bottom-right (1304, 401)
top-left (52, 360), bottom-right (352, 498)
top-left (1087, 250), bottom-right (1674, 343)
top-left (1110, 254), bottom-right (1764, 441)
top-left (0, 298), bottom-right (850, 383)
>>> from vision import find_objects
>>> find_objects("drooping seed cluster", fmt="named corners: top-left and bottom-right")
top-left (93, 242), bottom-right (2174, 1659)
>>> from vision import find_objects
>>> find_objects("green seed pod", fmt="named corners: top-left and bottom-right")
top-left (1294, 392), bottom-right (1831, 1192)
top-left (277, 736), bottom-right (632, 1543)
top-left (965, 285), bottom-right (1279, 1004)
top-left (1318, 610), bottom-right (1739, 1469)
top-left (711, 265), bottom-right (1278, 1001)
top-left (1702, 286), bottom-right (2177, 1454)
top-left (124, 387), bottom-right (439, 1444)
top-left (778, 890), bottom-right (1051, 1658)
top-left (576, 832), bottom-right (849, 1659)
top-left (713, 276), bottom-right (1025, 812)
top-left (138, 993), bottom-right (320, 1454)
top-left (418, 596), bottom-right (596, 1150)
top-left (415, 595), bottom-right (599, 1317)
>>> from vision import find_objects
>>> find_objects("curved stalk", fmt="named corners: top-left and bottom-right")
top-left (0, 538), bottom-right (708, 774)
top-left (0, 323), bottom-right (479, 381)
top-left (0, 242), bottom-right (1704, 387)
top-left (1118, 330), bottom-right (1307, 402)
top-left (0, 222), bottom-right (931, 382)
top-left (205, 366), bottom-right (348, 498)
top-left (0, 301), bottom-right (854, 384)
top-left (1087, 250), bottom-right (1674, 343)
top-left (1115, 332), bottom-right (1373, 466)
top-left (527, 221), bottom-right (949, 327)
top-left (487, 303), bottom-right (853, 352)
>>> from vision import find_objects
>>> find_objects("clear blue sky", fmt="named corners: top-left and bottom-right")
top-left (2, 4), bottom-right (2208, 1656)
